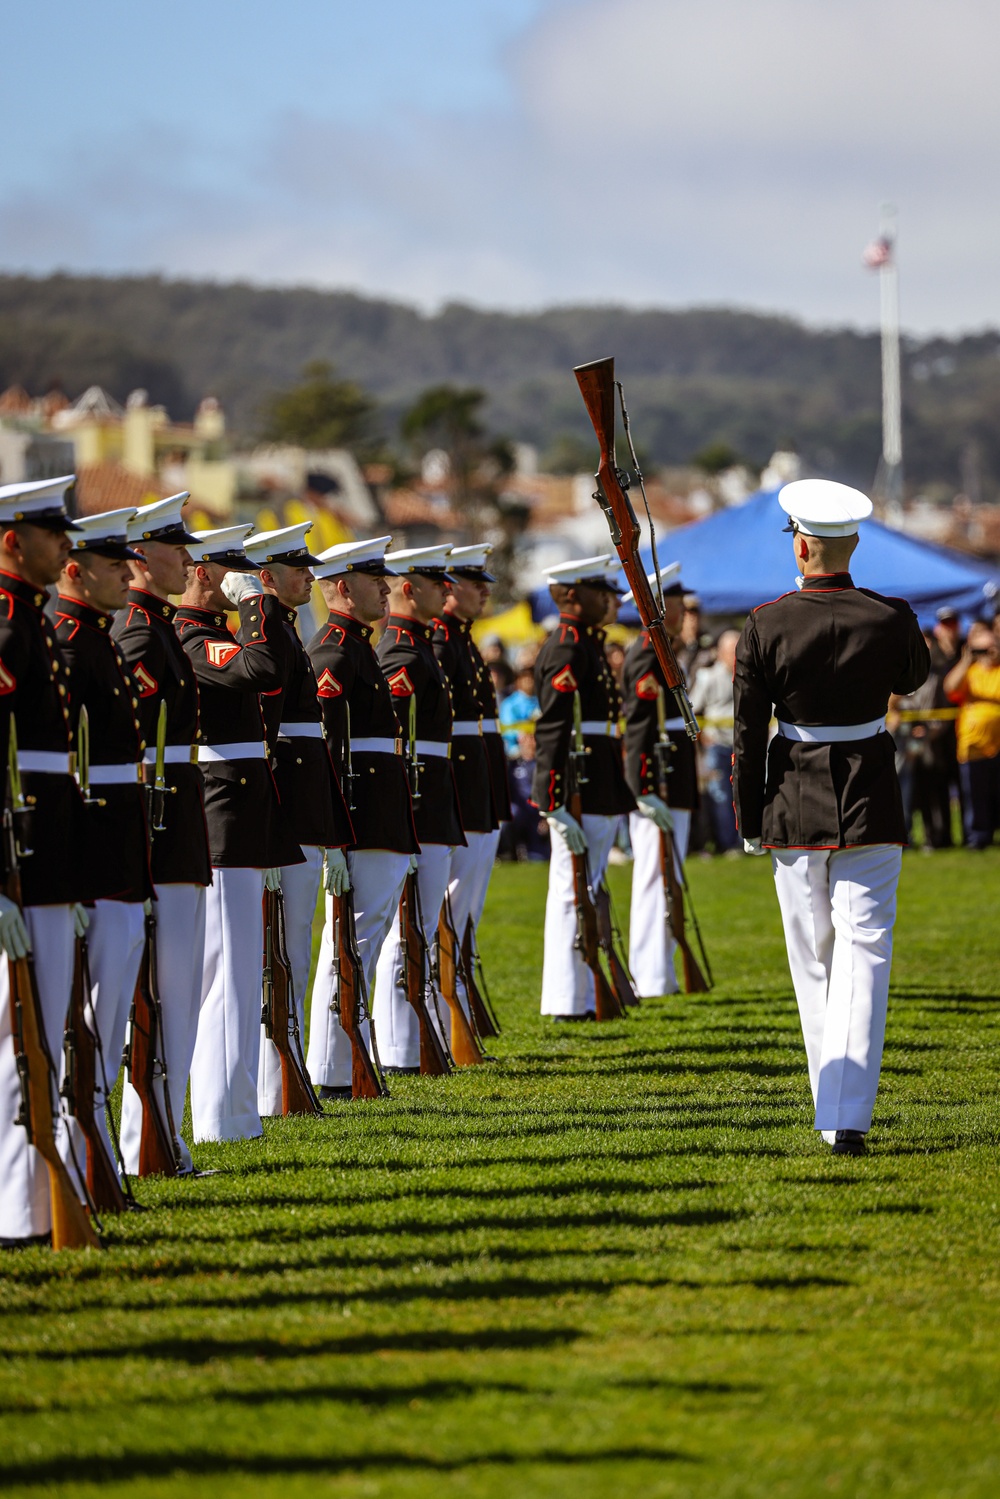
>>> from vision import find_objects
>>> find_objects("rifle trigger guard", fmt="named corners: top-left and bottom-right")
top-left (591, 479), bottom-right (623, 546)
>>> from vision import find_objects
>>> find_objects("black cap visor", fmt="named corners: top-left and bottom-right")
top-left (7, 508), bottom-right (82, 533)
top-left (133, 523), bottom-right (200, 546)
top-left (74, 540), bottom-right (144, 561)
top-left (344, 560), bottom-right (397, 577)
top-left (448, 566), bottom-right (497, 583)
top-left (257, 549), bottom-right (322, 567)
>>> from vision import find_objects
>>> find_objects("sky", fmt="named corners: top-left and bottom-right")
top-left (2, 0), bottom-right (997, 334)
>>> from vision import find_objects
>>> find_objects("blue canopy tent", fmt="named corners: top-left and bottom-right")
top-left (531, 488), bottom-right (999, 625)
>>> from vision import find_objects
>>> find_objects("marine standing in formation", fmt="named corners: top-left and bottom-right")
top-left (621, 563), bottom-right (699, 997)
top-left (532, 556), bottom-right (635, 1020)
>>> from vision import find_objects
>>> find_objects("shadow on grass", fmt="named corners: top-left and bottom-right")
top-left (0, 1446), bottom-right (697, 1488)
top-left (17, 1325), bottom-right (586, 1366)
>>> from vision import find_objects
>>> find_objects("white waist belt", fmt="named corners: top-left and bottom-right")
top-left (778, 717), bottom-right (886, 743)
top-left (89, 763), bottom-right (141, 785)
top-left (143, 745), bottom-right (197, 766)
top-left (199, 742), bottom-right (267, 762)
top-left (278, 722), bottom-right (324, 739)
top-left (351, 737), bottom-right (400, 755)
top-left (19, 750), bottom-right (71, 774)
top-left (414, 740), bottom-right (450, 759)
top-left (662, 717), bottom-right (686, 732)
top-left (580, 720), bottom-right (621, 738)
top-left (451, 721), bottom-right (482, 737)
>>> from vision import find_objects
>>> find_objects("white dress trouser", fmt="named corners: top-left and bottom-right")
top-left (191, 867), bottom-right (265, 1143)
top-left (540, 813), bottom-right (618, 1016)
top-left (84, 899), bottom-right (146, 1172)
top-left (120, 883), bottom-right (207, 1174)
top-left (307, 848), bottom-right (411, 1088)
top-left (0, 905), bottom-right (75, 1241)
top-left (772, 845), bottom-right (902, 1136)
top-left (628, 809), bottom-right (691, 997)
top-left (258, 846), bottom-right (323, 1116)
top-left (446, 828), bottom-right (500, 1017)
top-left (372, 843), bottom-right (453, 1069)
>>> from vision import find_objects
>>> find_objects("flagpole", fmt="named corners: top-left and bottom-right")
top-left (866, 203), bottom-right (903, 518)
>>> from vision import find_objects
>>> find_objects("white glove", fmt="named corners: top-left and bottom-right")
top-left (635, 793), bottom-right (674, 833)
top-left (72, 904), bottom-right (91, 937)
top-left (263, 867), bottom-right (282, 892)
top-left (143, 898), bottom-right (153, 916)
top-left (0, 895), bottom-right (31, 960)
top-left (324, 849), bottom-right (351, 895)
top-left (546, 806), bottom-right (587, 854)
top-left (407, 854), bottom-right (419, 874)
top-left (743, 837), bottom-right (766, 856)
top-left (221, 571), bottom-right (262, 607)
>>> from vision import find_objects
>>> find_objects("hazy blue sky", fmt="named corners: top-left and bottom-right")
top-left (3, 0), bottom-right (996, 332)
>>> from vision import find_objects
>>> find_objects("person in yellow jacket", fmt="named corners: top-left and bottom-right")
top-left (944, 620), bottom-right (1000, 849)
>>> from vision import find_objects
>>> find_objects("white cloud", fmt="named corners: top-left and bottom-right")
top-left (1, 0), bottom-right (997, 331)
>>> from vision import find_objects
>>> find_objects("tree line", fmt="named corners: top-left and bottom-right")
top-left (1, 272), bottom-right (999, 501)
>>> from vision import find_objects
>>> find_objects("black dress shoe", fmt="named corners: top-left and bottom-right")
top-left (831, 1129), bottom-right (867, 1156)
top-left (551, 1013), bottom-right (596, 1023)
top-left (317, 1085), bottom-right (354, 1101)
top-left (1, 1231), bottom-right (52, 1251)
top-left (382, 1065), bottom-right (421, 1076)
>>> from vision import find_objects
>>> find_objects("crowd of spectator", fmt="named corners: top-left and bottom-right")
top-left (484, 595), bottom-right (1000, 863)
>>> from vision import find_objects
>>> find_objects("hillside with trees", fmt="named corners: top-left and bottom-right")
top-left (1, 272), bottom-right (998, 499)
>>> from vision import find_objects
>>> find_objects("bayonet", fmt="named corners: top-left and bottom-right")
top-left (76, 706), bottom-right (106, 808)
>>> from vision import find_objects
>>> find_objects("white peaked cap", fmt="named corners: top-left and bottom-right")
top-left (244, 523), bottom-right (318, 566)
top-left (778, 479), bottom-right (873, 538)
top-left (190, 525), bottom-right (254, 565)
top-left (384, 543), bottom-right (454, 576)
top-left (71, 507), bottom-right (138, 555)
top-left (447, 544), bottom-right (494, 570)
top-left (312, 535), bottom-right (395, 579)
top-left (543, 553), bottom-right (622, 590)
top-left (0, 475), bottom-right (79, 527)
top-left (622, 560), bottom-right (681, 606)
top-left (126, 492), bottom-right (195, 543)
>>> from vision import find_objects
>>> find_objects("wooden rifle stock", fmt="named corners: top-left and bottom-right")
top-left (400, 873), bottom-right (452, 1075)
top-left (127, 914), bottom-right (180, 1176)
top-left (262, 889), bottom-right (322, 1115)
top-left (63, 936), bottom-right (127, 1213)
top-left (567, 788), bottom-right (623, 1022)
top-left (574, 357), bottom-right (698, 737)
top-left (595, 881), bottom-right (640, 1009)
top-left (436, 897), bottom-right (486, 1066)
top-left (331, 890), bottom-right (389, 1100)
top-left (460, 916), bottom-right (499, 1038)
top-left (660, 828), bottom-right (710, 994)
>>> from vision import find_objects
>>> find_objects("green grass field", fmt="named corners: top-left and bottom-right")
top-left (1, 850), bottom-right (998, 1498)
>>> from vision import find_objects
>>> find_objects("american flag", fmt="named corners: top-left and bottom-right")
top-left (862, 237), bottom-right (893, 269)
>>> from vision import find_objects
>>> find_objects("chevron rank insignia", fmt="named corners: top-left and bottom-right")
top-left (316, 668), bottom-right (343, 698)
top-left (552, 665), bottom-right (578, 693)
top-left (133, 662), bottom-right (158, 697)
top-left (0, 660), bottom-right (15, 695)
top-left (387, 668), bottom-right (415, 697)
top-left (205, 640), bottom-right (241, 668)
top-left (635, 672), bottom-right (660, 700)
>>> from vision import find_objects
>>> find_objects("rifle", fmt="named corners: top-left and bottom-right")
top-left (5, 718), bottom-right (101, 1249)
top-left (460, 914), bottom-right (500, 1038)
top-left (567, 692), bottom-right (623, 1021)
top-left (399, 872), bottom-right (453, 1075)
top-left (125, 701), bottom-right (181, 1175)
top-left (435, 893), bottom-right (487, 1065)
top-left (262, 887), bottom-right (322, 1115)
top-left (595, 880), bottom-right (640, 1009)
top-left (574, 356), bottom-right (698, 741)
top-left (330, 888), bottom-right (389, 1100)
top-left (655, 689), bottom-right (712, 993)
top-left (62, 935), bottom-right (128, 1213)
